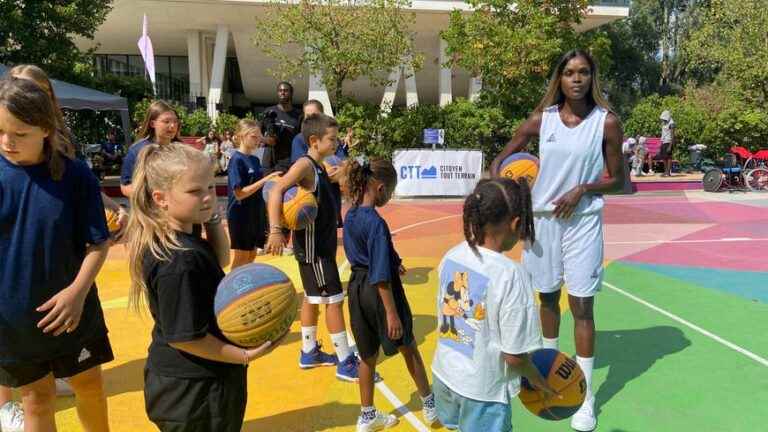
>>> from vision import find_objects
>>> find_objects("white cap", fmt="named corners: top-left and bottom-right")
top-left (660, 110), bottom-right (672, 121)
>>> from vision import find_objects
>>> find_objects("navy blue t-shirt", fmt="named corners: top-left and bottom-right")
top-left (120, 138), bottom-right (151, 185)
top-left (0, 155), bottom-right (110, 364)
top-left (227, 151), bottom-right (264, 222)
top-left (290, 134), bottom-right (348, 164)
top-left (343, 206), bottom-right (402, 285)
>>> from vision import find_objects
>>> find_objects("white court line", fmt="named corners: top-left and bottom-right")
top-left (606, 237), bottom-right (768, 245)
top-left (336, 213), bottom-right (460, 431)
top-left (602, 281), bottom-right (768, 367)
top-left (375, 382), bottom-right (430, 432)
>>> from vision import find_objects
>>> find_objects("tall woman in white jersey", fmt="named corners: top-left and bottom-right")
top-left (490, 50), bottom-right (624, 432)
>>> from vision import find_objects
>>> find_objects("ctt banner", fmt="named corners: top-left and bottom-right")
top-left (393, 149), bottom-right (484, 197)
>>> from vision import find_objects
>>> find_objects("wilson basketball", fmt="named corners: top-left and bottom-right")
top-left (214, 263), bottom-right (298, 348)
top-left (262, 180), bottom-right (318, 230)
top-left (499, 153), bottom-right (539, 186)
top-left (104, 209), bottom-right (121, 235)
top-left (519, 349), bottom-right (586, 420)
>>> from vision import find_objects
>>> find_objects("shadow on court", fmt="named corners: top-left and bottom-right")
top-left (594, 326), bottom-right (690, 414)
top-left (242, 401), bottom-right (359, 431)
top-left (401, 267), bottom-right (433, 285)
top-left (55, 358), bottom-right (147, 413)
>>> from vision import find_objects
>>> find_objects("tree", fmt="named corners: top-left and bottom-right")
top-left (440, 0), bottom-right (591, 118)
top-left (685, 0), bottom-right (768, 106)
top-left (253, 0), bottom-right (422, 107)
top-left (0, 1), bottom-right (114, 81)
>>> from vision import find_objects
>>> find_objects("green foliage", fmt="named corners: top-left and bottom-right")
top-left (254, 0), bottom-right (422, 106)
top-left (182, 109), bottom-right (212, 137)
top-left (213, 113), bottom-right (239, 135)
top-left (701, 108), bottom-right (768, 158)
top-left (0, 1), bottom-right (113, 81)
top-left (685, 0), bottom-right (768, 106)
top-left (335, 99), bottom-right (519, 164)
top-left (441, 0), bottom-right (589, 118)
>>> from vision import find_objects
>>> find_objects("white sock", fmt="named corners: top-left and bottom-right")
top-left (360, 406), bottom-right (376, 422)
top-left (543, 337), bottom-right (559, 350)
top-left (331, 331), bottom-right (353, 362)
top-left (301, 326), bottom-right (318, 353)
top-left (421, 393), bottom-right (435, 408)
top-left (576, 356), bottom-right (595, 403)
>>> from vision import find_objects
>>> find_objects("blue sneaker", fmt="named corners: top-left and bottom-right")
top-left (336, 355), bottom-right (383, 382)
top-left (299, 343), bottom-right (338, 369)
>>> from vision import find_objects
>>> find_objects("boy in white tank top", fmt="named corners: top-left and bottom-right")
top-left (490, 50), bottom-right (625, 432)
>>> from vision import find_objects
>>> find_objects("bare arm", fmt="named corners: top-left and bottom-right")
top-left (233, 171), bottom-right (282, 202)
top-left (170, 334), bottom-right (273, 365)
top-left (37, 241), bottom-right (109, 335)
top-left (120, 184), bottom-right (133, 198)
top-left (265, 158), bottom-right (314, 255)
top-left (504, 352), bottom-right (558, 397)
top-left (489, 112), bottom-right (542, 177)
top-left (377, 282), bottom-right (402, 340)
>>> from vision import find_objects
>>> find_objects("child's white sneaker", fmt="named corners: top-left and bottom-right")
top-left (0, 401), bottom-right (24, 432)
top-left (570, 397), bottom-right (596, 431)
top-left (356, 409), bottom-right (398, 432)
top-left (422, 393), bottom-right (438, 425)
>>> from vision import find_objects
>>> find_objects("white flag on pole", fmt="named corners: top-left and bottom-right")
top-left (137, 14), bottom-right (156, 94)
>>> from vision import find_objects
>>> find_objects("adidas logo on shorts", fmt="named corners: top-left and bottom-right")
top-left (78, 348), bottom-right (91, 363)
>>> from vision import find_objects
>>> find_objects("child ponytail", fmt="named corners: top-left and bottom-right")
top-left (462, 177), bottom-right (535, 257)
top-left (343, 157), bottom-right (397, 206)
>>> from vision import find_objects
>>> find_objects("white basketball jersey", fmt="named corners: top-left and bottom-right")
top-left (532, 105), bottom-right (608, 214)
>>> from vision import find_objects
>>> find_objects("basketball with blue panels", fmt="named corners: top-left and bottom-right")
top-left (519, 349), bottom-right (586, 420)
top-left (214, 263), bottom-right (298, 348)
top-left (499, 152), bottom-right (540, 187)
top-left (262, 180), bottom-right (318, 230)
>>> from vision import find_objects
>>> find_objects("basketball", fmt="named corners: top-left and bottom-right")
top-left (323, 154), bottom-right (344, 173)
top-left (499, 152), bottom-right (539, 186)
top-left (519, 349), bottom-right (586, 420)
top-left (262, 180), bottom-right (318, 230)
top-left (105, 208), bottom-right (121, 235)
top-left (214, 263), bottom-right (298, 348)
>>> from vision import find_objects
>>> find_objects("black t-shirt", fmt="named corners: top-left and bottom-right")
top-left (142, 231), bottom-right (242, 378)
top-left (263, 105), bottom-right (301, 169)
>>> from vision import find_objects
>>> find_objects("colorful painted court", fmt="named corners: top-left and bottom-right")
top-left (54, 190), bottom-right (768, 431)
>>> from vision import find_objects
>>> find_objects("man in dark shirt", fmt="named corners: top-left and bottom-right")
top-left (263, 82), bottom-right (301, 172)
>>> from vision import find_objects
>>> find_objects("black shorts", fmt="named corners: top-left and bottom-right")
top-left (297, 257), bottom-right (344, 304)
top-left (227, 217), bottom-right (265, 251)
top-left (144, 367), bottom-right (247, 432)
top-left (348, 267), bottom-right (414, 359)
top-left (659, 142), bottom-right (672, 159)
top-left (0, 336), bottom-right (114, 387)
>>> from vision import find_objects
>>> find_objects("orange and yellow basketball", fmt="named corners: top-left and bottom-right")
top-left (519, 349), bottom-right (586, 420)
top-left (499, 153), bottom-right (539, 187)
top-left (214, 263), bottom-right (298, 348)
top-left (105, 208), bottom-right (121, 236)
top-left (323, 154), bottom-right (344, 173)
top-left (262, 180), bottom-right (318, 230)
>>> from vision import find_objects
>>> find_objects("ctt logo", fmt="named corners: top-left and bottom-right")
top-left (401, 165), bottom-right (437, 180)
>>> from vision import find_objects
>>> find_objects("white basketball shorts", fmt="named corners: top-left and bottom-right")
top-left (522, 212), bottom-right (604, 298)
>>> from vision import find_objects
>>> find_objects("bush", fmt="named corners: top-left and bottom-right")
top-left (213, 112), bottom-right (239, 135)
top-left (701, 108), bottom-right (768, 157)
top-left (336, 98), bottom-right (519, 164)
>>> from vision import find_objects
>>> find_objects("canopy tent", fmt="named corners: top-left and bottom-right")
top-left (0, 64), bottom-right (131, 146)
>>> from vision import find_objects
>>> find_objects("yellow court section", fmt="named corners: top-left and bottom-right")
top-left (52, 204), bottom-right (571, 431)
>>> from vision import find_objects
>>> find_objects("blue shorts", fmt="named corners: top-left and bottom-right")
top-left (433, 375), bottom-right (512, 432)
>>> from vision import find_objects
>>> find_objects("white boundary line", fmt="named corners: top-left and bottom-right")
top-left (337, 213), bottom-right (460, 431)
top-left (606, 237), bottom-right (768, 245)
top-left (602, 281), bottom-right (768, 367)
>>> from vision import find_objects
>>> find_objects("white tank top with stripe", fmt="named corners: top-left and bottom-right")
top-left (532, 105), bottom-right (607, 214)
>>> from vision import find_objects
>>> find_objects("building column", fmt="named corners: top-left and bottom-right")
top-left (186, 31), bottom-right (203, 104)
top-left (308, 72), bottom-right (334, 117)
top-left (207, 25), bottom-right (229, 120)
top-left (439, 37), bottom-right (452, 107)
top-left (380, 57), bottom-right (418, 114)
top-left (468, 76), bottom-right (482, 102)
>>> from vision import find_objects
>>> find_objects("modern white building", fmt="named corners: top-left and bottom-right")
top-left (77, 0), bottom-right (629, 116)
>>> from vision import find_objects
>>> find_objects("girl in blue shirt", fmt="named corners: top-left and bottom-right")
top-left (227, 119), bottom-right (281, 269)
top-left (0, 78), bottom-right (112, 431)
top-left (342, 157), bottom-right (436, 431)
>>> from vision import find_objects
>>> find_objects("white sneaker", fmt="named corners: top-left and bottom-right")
top-left (422, 401), bottom-right (438, 425)
top-left (570, 397), bottom-right (596, 431)
top-left (283, 246), bottom-right (294, 256)
top-left (56, 378), bottom-right (74, 396)
top-left (0, 401), bottom-right (24, 432)
top-left (356, 410), bottom-right (398, 432)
